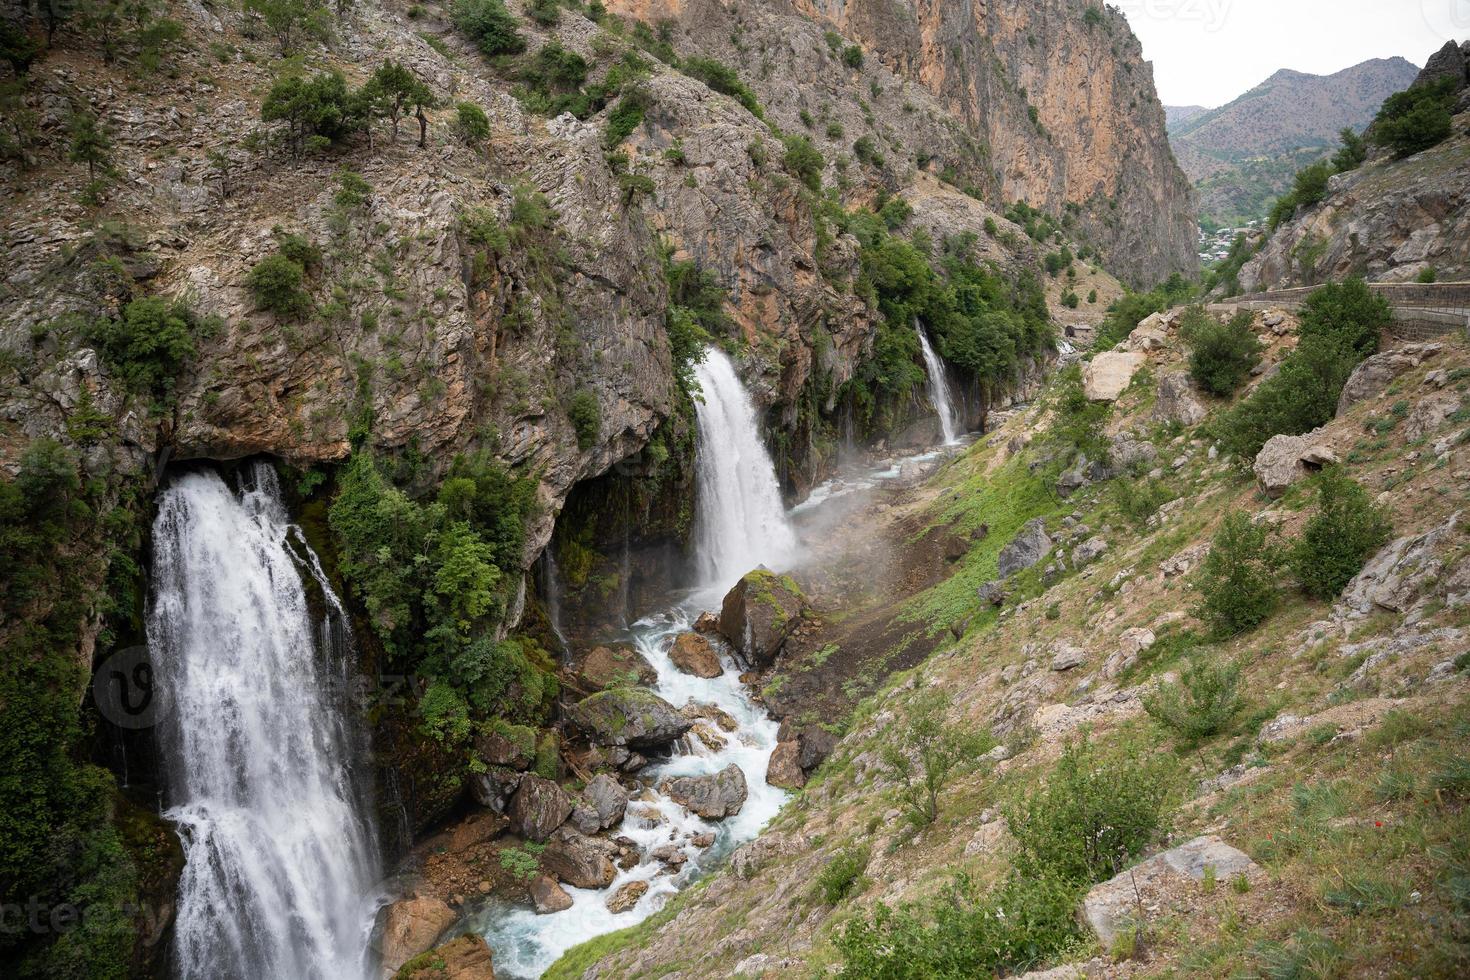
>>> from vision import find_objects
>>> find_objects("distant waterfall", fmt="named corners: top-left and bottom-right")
top-left (916, 322), bottom-right (960, 445)
top-left (150, 464), bottom-right (379, 980)
top-left (691, 347), bottom-right (798, 592)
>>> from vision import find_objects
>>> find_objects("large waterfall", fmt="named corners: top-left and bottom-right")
top-left (916, 323), bottom-right (961, 445)
top-left (149, 465), bottom-right (380, 980)
top-left (690, 346), bottom-right (798, 592)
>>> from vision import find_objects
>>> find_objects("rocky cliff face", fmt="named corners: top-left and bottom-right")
top-left (1240, 43), bottom-right (1470, 291)
top-left (609, 0), bottom-right (1197, 289)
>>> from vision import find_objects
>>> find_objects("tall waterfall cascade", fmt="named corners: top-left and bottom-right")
top-left (150, 464), bottom-right (380, 980)
top-left (916, 323), bottom-right (961, 445)
top-left (690, 346), bottom-right (799, 592)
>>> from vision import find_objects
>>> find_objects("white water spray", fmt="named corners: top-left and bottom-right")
top-left (690, 346), bottom-right (798, 592)
top-left (916, 322), bottom-right (961, 445)
top-left (150, 465), bottom-right (380, 980)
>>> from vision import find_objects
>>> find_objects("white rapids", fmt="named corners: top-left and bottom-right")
top-left (149, 464), bottom-right (381, 980)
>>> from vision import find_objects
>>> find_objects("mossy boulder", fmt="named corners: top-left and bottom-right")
top-left (718, 568), bottom-right (809, 669)
top-left (565, 688), bottom-right (691, 748)
top-left (579, 644), bottom-right (659, 689)
top-left (476, 721), bottom-right (537, 770)
top-left (392, 932), bottom-right (496, 979)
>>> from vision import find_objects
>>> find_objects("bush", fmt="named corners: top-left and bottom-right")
top-left (1182, 307), bottom-right (1260, 395)
top-left (878, 690), bottom-right (990, 828)
top-left (1145, 655), bottom-right (1242, 746)
top-left (1288, 467), bottom-right (1391, 600)
top-left (842, 44), bottom-right (863, 69)
top-left (681, 57), bottom-right (763, 117)
top-left (782, 134), bottom-right (824, 191)
top-left (1111, 477), bottom-right (1173, 528)
top-left (852, 134), bottom-right (883, 168)
top-left (525, 0), bottom-right (558, 25)
top-left (816, 846), bottom-right (870, 904)
top-left (260, 70), bottom-right (364, 156)
top-left (566, 389), bottom-right (600, 449)
top-left (247, 254), bottom-right (310, 317)
top-left (1194, 511), bottom-right (1279, 638)
top-left (1371, 77), bottom-right (1456, 159)
top-left (84, 297), bottom-right (219, 406)
top-left (1007, 740), bottom-right (1169, 884)
top-left (1268, 160), bottom-right (1333, 230)
top-left (1297, 277), bottom-right (1388, 358)
top-left (1210, 333), bottom-right (1361, 460)
top-left (453, 0), bottom-right (526, 56)
top-left (836, 872), bottom-right (1081, 979)
top-left (454, 102), bottom-right (491, 144)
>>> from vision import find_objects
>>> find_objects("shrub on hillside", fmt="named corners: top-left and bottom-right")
top-left (453, 0), bottom-right (526, 57)
top-left (1194, 511), bottom-right (1279, 638)
top-left (84, 297), bottom-right (220, 407)
top-left (1006, 740), bottom-right (1169, 884)
top-left (835, 873), bottom-right (1080, 979)
top-left (816, 846), bottom-right (870, 905)
top-left (781, 134), bottom-right (824, 191)
top-left (247, 253), bottom-right (310, 317)
top-left (1289, 467), bottom-right (1392, 600)
top-left (680, 57), bottom-right (763, 117)
top-left (1296, 277), bottom-right (1389, 358)
top-left (453, 102), bottom-right (490, 144)
top-left (878, 689), bottom-right (990, 828)
top-left (1210, 333), bottom-right (1361, 460)
top-left (565, 389), bottom-right (600, 450)
top-left (1268, 160), bottom-right (1333, 230)
top-left (1182, 307), bottom-right (1261, 395)
top-left (1371, 77), bottom-right (1456, 159)
top-left (1144, 655), bottom-right (1242, 746)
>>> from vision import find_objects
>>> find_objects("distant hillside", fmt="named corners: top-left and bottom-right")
top-left (1164, 104), bottom-right (1208, 129)
top-left (1171, 57), bottom-right (1420, 228)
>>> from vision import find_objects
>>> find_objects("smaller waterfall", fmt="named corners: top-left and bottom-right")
top-left (690, 347), bottom-right (798, 592)
top-left (916, 322), bottom-right (960, 445)
top-left (540, 549), bottom-right (570, 659)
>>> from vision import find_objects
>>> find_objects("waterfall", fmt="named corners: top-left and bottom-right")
top-left (540, 549), bottom-right (570, 659)
top-left (690, 347), bottom-right (798, 592)
top-left (916, 322), bottom-right (960, 445)
top-left (150, 464), bottom-right (380, 980)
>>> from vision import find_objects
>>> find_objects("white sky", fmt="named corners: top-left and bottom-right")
top-left (1117, 0), bottom-right (1468, 107)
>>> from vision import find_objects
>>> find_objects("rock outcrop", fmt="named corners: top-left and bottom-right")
top-left (377, 893), bottom-right (457, 977)
top-left (1081, 836), bottom-right (1258, 946)
top-left (506, 775), bottom-right (573, 842)
top-left (668, 632), bottom-right (723, 678)
top-left (998, 518), bottom-right (1053, 578)
top-left (1083, 352), bottom-right (1147, 401)
top-left (580, 645), bottom-right (660, 690)
top-left (1253, 429), bottom-right (1339, 496)
top-left (394, 934), bottom-right (496, 980)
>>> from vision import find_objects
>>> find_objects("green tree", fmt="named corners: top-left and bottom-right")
top-left (1144, 655), bottom-right (1242, 746)
top-left (366, 60), bottom-right (435, 144)
top-left (1288, 467), bottom-right (1392, 600)
top-left (261, 70), bottom-right (361, 155)
top-left (1195, 511), bottom-right (1279, 638)
top-left (1371, 77), bottom-right (1456, 158)
top-left (66, 108), bottom-right (112, 179)
top-left (243, 0), bottom-right (330, 57)
top-left (0, 18), bottom-right (42, 74)
top-left (1211, 333), bottom-right (1361, 460)
top-left (1182, 307), bottom-right (1261, 395)
top-left (878, 690), bottom-right (989, 828)
top-left (1006, 740), bottom-right (1169, 884)
top-left (1330, 126), bottom-right (1368, 172)
top-left (84, 296), bottom-right (219, 406)
top-left (247, 254), bottom-right (309, 316)
top-left (1296, 277), bottom-right (1389, 358)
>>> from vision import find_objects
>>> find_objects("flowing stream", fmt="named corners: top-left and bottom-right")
top-left (150, 465), bottom-right (380, 979)
top-left (476, 347), bottom-right (798, 976)
top-left (916, 322), bottom-right (961, 445)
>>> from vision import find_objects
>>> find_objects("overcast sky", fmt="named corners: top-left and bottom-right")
top-left (1117, 0), bottom-right (1467, 107)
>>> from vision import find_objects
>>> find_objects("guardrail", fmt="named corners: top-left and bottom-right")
top-left (1208, 282), bottom-right (1470, 342)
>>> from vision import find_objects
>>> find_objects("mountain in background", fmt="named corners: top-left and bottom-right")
top-left (1168, 56), bottom-right (1420, 230)
top-left (1164, 104), bottom-right (1208, 129)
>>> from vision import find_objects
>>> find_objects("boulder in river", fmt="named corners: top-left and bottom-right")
top-left (507, 775), bottom-right (573, 841)
top-left (529, 874), bottom-right (573, 914)
top-left (663, 763), bottom-right (748, 819)
top-left (605, 879), bottom-right (649, 913)
top-left (669, 632), bottom-right (724, 678)
top-left (394, 933), bottom-right (496, 980)
top-left (581, 773), bottom-right (629, 830)
top-left (565, 688), bottom-right (692, 748)
top-left (541, 828), bottom-right (618, 889)
top-left (766, 740), bottom-right (805, 789)
top-left (718, 569), bottom-right (808, 668)
top-left (580, 644), bottom-right (659, 689)
top-left (377, 892), bottom-right (456, 976)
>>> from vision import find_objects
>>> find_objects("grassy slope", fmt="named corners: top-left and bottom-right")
top-left (552, 321), bottom-right (1470, 978)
